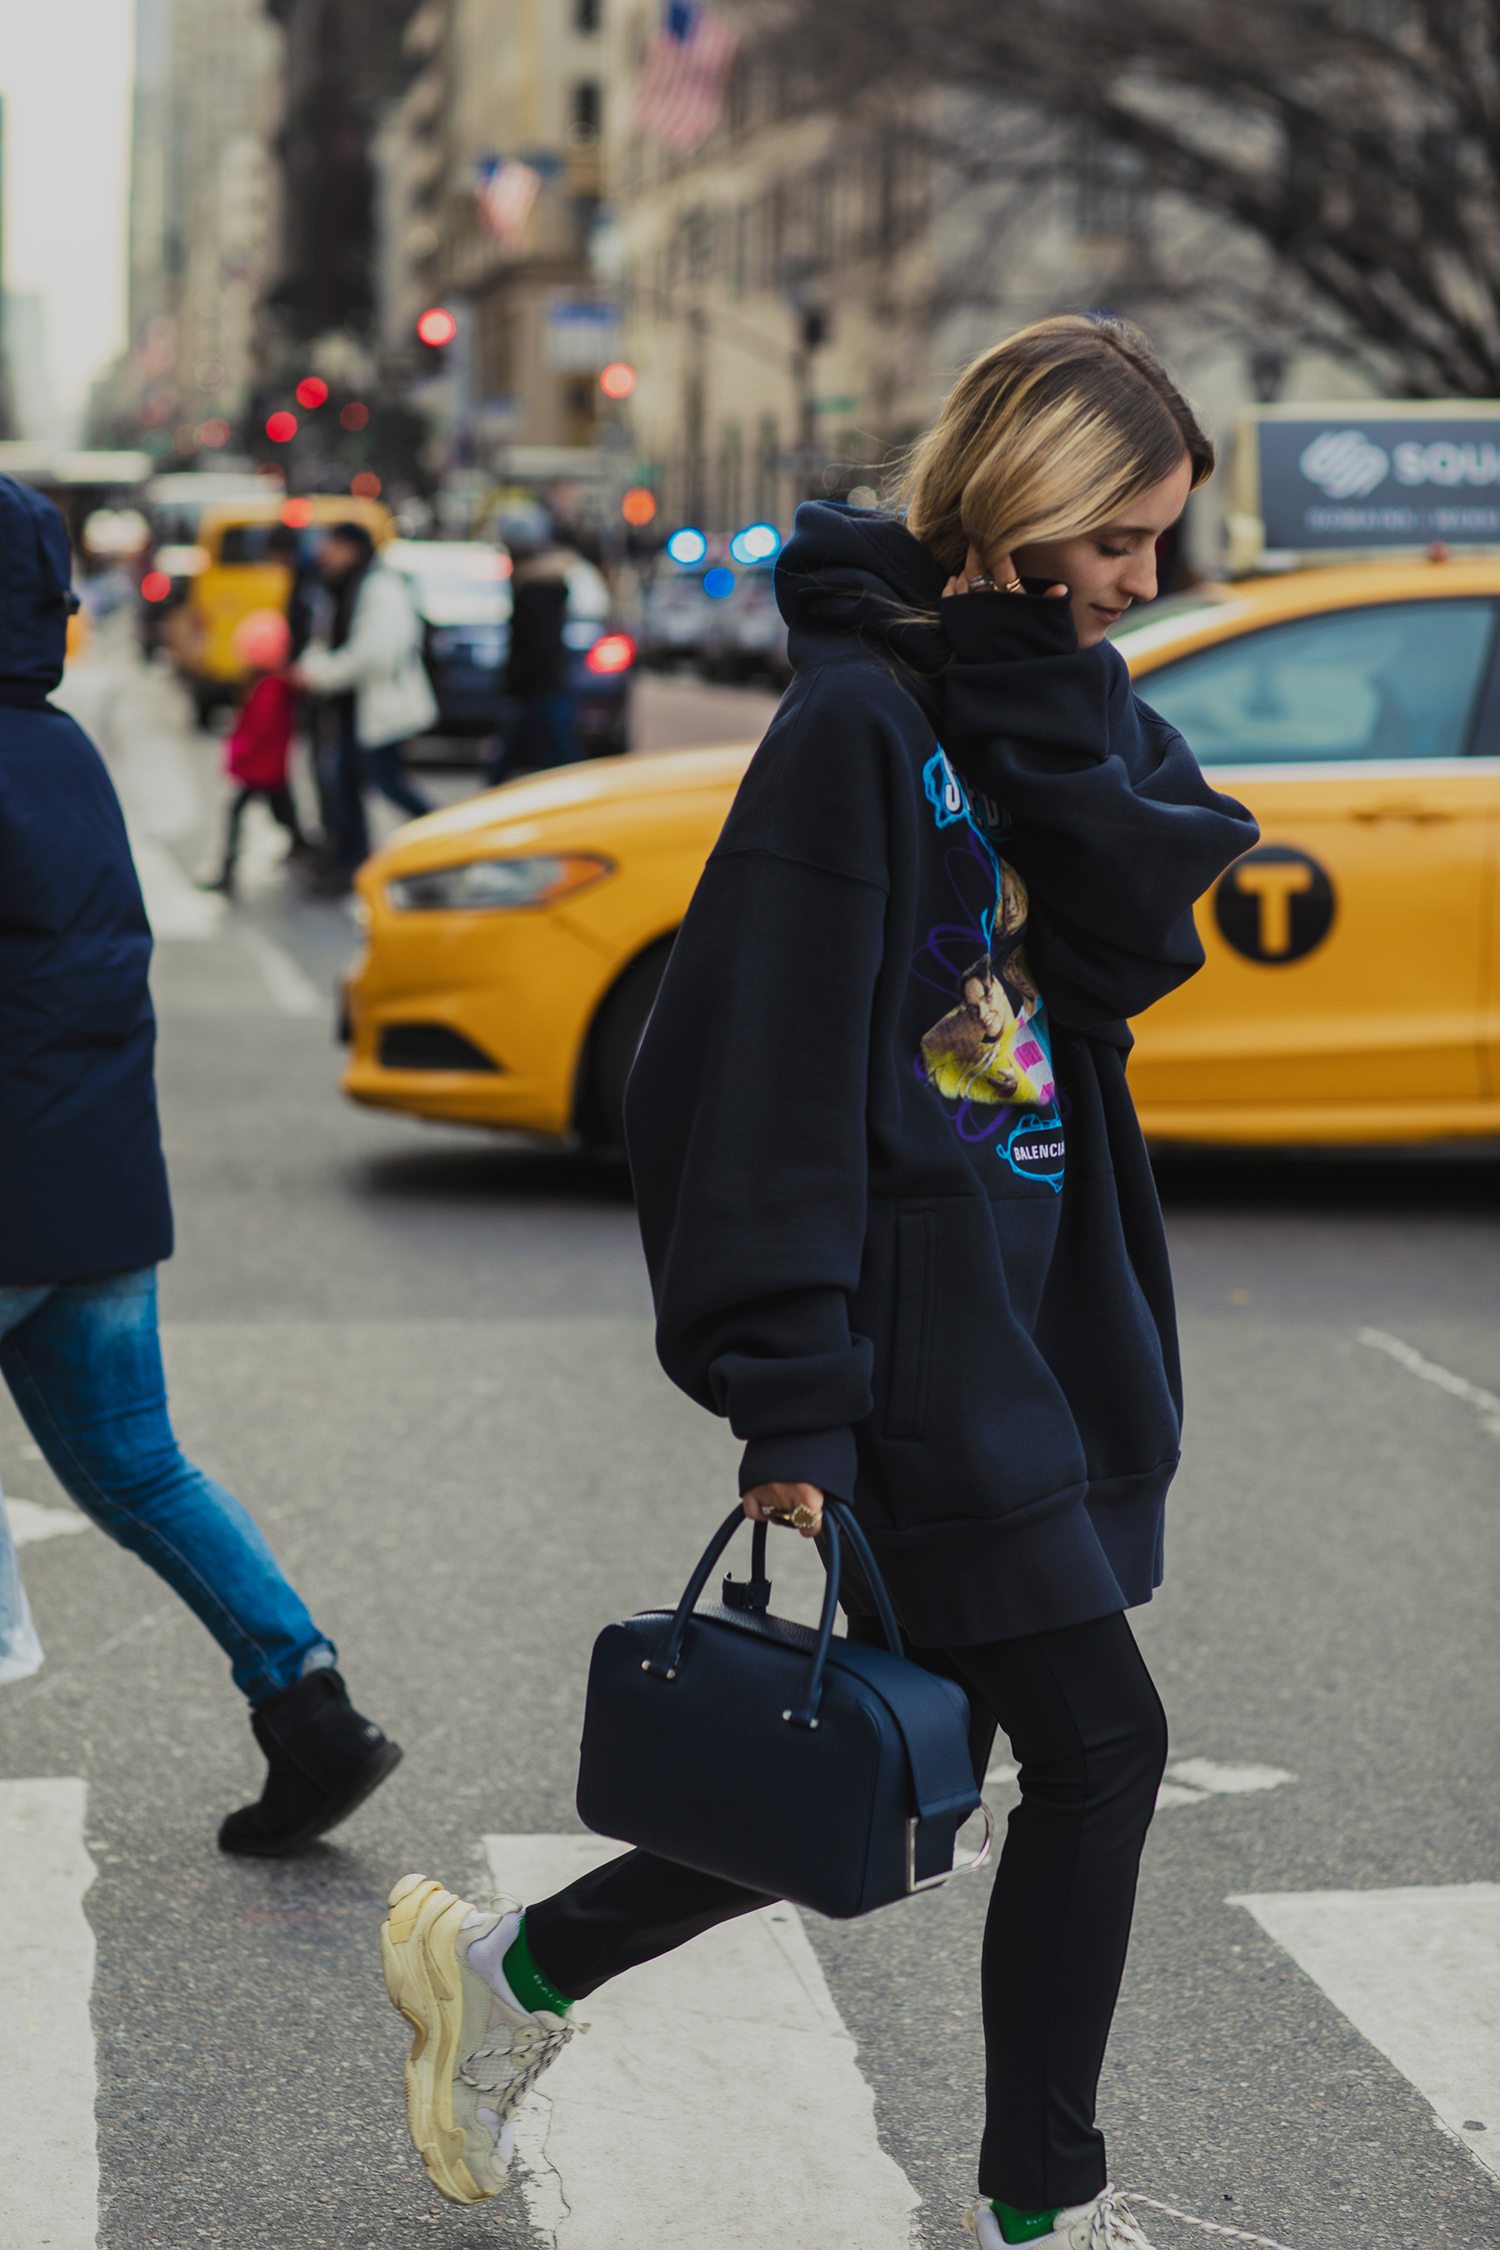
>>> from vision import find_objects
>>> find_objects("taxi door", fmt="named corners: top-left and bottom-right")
top-left (1125, 596), bottom-right (1500, 1131)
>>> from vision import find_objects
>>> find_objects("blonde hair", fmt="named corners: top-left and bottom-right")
top-left (900, 316), bottom-right (1213, 575)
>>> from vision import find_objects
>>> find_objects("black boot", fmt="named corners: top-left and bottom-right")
top-left (218, 1669), bottom-right (402, 1857)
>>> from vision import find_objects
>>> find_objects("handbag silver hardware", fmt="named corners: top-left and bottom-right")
top-left (904, 1801), bottom-right (994, 1894)
top-left (781, 1709), bottom-right (820, 1728)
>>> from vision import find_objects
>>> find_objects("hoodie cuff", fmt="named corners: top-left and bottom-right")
top-left (738, 1426), bottom-right (858, 1506)
top-left (941, 585), bottom-right (1078, 664)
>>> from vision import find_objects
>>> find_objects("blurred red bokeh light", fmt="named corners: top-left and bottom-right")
top-left (280, 498), bottom-right (315, 528)
top-left (266, 410), bottom-right (298, 443)
top-left (141, 571), bottom-right (172, 603)
top-left (599, 362), bottom-right (637, 400)
top-left (295, 377), bottom-right (329, 409)
top-left (351, 471), bottom-right (382, 498)
top-left (416, 307), bottom-right (457, 347)
top-left (621, 486), bottom-right (657, 526)
top-left (340, 402), bottom-right (369, 432)
top-left (585, 632), bottom-right (636, 674)
top-left (199, 418), bottom-right (231, 448)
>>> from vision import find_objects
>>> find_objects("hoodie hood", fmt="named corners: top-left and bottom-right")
top-left (774, 501), bottom-right (950, 694)
top-left (0, 475), bottom-right (79, 698)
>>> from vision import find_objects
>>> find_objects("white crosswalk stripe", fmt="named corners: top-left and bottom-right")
top-left (0, 1780), bottom-right (99, 2250)
top-left (5, 1499), bottom-right (91, 1547)
top-left (1232, 1883), bottom-right (1500, 2181)
top-left (484, 1833), bottom-right (920, 2250)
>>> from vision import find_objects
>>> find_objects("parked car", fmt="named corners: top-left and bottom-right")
top-left (696, 564), bottom-right (791, 685)
top-left (639, 562), bottom-right (717, 669)
top-left (385, 538), bottom-right (635, 760)
top-left (383, 540), bottom-right (511, 737)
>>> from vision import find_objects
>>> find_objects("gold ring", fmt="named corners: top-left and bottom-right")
top-left (764, 1504), bottom-right (822, 1530)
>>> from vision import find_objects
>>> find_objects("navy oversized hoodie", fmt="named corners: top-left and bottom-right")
top-left (625, 504), bottom-right (1257, 1646)
top-left (0, 475), bottom-right (173, 1285)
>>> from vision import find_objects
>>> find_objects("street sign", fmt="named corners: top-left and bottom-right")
top-left (1231, 401), bottom-right (1500, 570)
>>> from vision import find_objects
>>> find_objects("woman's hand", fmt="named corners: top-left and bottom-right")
top-left (942, 543), bottom-right (1066, 601)
top-left (743, 1481), bottom-right (824, 1539)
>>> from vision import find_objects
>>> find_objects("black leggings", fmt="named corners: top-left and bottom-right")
top-left (221, 783), bottom-right (306, 875)
top-left (528, 1608), bottom-right (1167, 2211)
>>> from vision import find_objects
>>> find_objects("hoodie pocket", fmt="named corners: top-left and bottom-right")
top-left (884, 1207), bottom-right (935, 1441)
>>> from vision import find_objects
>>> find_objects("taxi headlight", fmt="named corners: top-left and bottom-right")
top-left (385, 853), bottom-right (612, 912)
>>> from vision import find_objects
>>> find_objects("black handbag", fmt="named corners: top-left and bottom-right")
top-left (575, 1500), bottom-right (993, 1920)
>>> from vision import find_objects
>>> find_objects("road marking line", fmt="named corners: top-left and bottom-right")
top-left (5, 1498), bottom-right (91, 1547)
top-left (127, 825), bottom-right (223, 940)
top-left (238, 925), bottom-right (323, 1017)
top-left (483, 1834), bottom-right (920, 2250)
top-left (986, 1759), bottom-right (1295, 1810)
top-left (1357, 1327), bottom-right (1500, 1438)
top-left (0, 1780), bottom-right (98, 2250)
top-left (1231, 1883), bottom-right (1500, 2181)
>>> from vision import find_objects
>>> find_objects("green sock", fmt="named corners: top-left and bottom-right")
top-left (500, 1915), bottom-right (574, 2017)
top-left (991, 2200), bottom-right (1061, 2244)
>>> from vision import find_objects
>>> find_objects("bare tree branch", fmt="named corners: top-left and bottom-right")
top-left (749, 0), bottom-right (1500, 395)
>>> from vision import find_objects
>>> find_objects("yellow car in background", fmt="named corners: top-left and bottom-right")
top-left (185, 492), bottom-right (392, 717)
top-left (343, 557), bottom-right (1500, 1149)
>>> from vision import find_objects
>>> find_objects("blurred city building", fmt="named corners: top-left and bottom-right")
top-left (260, 0), bottom-right (412, 348)
top-left (373, 0), bottom-right (617, 485)
top-left (90, 0), bottom-right (282, 458)
top-left (605, 9), bottom-right (939, 531)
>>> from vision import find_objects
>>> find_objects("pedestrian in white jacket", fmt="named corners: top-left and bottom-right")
top-left (293, 522), bottom-right (438, 873)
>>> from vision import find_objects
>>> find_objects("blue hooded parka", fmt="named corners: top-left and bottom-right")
top-left (0, 474), bottom-right (173, 1283)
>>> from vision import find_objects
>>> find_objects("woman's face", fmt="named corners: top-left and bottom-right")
top-left (1009, 453), bottom-right (1195, 648)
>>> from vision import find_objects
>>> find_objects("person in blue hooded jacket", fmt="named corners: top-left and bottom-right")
top-left (380, 321), bottom-right (1260, 2248)
top-left (0, 474), bottom-right (400, 1854)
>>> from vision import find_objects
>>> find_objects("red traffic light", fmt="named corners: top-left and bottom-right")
top-left (295, 376), bottom-right (329, 409)
top-left (266, 410), bottom-right (298, 443)
top-left (417, 307), bottom-right (457, 347)
top-left (599, 361), bottom-right (636, 400)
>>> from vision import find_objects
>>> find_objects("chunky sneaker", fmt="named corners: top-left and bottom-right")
top-left (966, 2189), bottom-right (1160, 2249)
top-left (381, 1875), bottom-right (582, 2205)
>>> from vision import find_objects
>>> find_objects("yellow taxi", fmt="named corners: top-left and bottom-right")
top-left (185, 493), bottom-right (392, 714)
top-left (342, 556), bottom-right (1500, 1149)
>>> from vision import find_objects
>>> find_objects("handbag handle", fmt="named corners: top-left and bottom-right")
top-left (645, 1499), bottom-right (906, 1730)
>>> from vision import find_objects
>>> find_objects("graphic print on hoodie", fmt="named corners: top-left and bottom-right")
top-left (915, 746), bottom-right (1065, 1191)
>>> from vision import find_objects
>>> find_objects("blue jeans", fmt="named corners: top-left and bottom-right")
top-left (0, 1269), bottom-right (331, 1703)
top-left (483, 692), bottom-right (581, 786)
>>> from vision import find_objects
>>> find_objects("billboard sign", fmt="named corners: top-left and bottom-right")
top-left (1255, 408), bottom-right (1500, 551)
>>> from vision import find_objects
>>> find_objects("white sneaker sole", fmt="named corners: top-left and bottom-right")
top-left (381, 1873), bottom-right (495, 2205)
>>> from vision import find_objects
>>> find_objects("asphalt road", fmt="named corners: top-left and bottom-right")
top-left (1, 643), bottom-right (1497, 2250)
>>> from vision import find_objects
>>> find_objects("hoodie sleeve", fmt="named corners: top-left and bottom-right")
top-left (941, 591), bottom-right (1258, 1030)
top-left (623, 675), bottom-right (890, 1504)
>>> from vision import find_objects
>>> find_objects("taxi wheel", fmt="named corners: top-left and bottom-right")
top-left (588, 937), bottom-right (675, 1152)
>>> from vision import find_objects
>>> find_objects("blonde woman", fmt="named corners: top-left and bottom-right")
top-left (382, 319), bottom-right (1259, 2248)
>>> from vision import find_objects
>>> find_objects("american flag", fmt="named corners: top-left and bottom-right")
top-left (633, 2), bottom-right (741, 153)
top-left (475, 157), bottom-right (541, 249)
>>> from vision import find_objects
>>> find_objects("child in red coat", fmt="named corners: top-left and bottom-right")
top-left (205, 609), bottom-right (309, 895)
